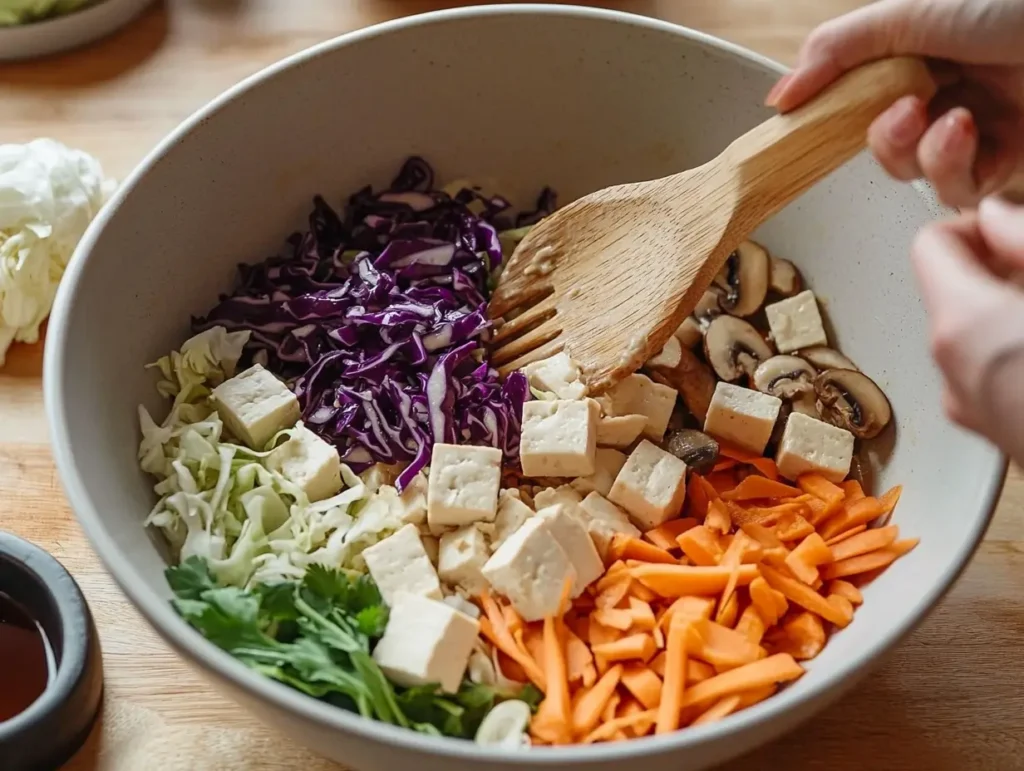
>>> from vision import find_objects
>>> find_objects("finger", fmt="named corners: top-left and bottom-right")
top-left (770, 2), bottom-right (913, 111)
top-left (978, 195), bottom-right (1024, 269)
top-left (917, 107), bottom-right (980, 208)
top-left (942, 385), bottom-right (983, 433)
top-left (866, 96), bottom-right (928, 180)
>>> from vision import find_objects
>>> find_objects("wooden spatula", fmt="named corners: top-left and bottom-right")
top-left (487, 57), bottom-right (936, 393)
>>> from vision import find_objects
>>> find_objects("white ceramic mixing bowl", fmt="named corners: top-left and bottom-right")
top-left (44, 5), bottom-right (1005, 770)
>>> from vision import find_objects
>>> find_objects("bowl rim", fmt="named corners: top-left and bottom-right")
top-left (44, 2), bottom-right (1007, 763)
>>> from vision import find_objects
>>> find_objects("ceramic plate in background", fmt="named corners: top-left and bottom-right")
top-left (0, 0), bottom-right (153, 62)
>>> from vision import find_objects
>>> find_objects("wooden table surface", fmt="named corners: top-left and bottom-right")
top-left (3, 1), bottom-right (1024, 769)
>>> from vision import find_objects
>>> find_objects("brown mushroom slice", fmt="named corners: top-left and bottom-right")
top-left (647, 345), bottom-right (717, 424)
top-left (800, 346), bottom-right (858, 372)
top-left (713, 240), bottom-right (770, 318)
top-left (752, 355), bottom-right (818, 416)
top-left (814, 369), bottom-right (892, 439)
top-left (674, 316), bottom-right (704, 348)
top-left (703, 315), bottom-right (774, 383)
top-left (665, 429), bottom-right (719, 474)
top-left (769, 257), bottom-right (802, 297)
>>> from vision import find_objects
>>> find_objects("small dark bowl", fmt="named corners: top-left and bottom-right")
top-left (0, 532), bottom-right (103, 770)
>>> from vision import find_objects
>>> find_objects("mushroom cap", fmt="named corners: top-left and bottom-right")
top-left (769, 256), bottom-right (803, 297)
top-left (665, 429), bottom-right (719, 473)
top-left (703, 315), bottom-right (774, 382)
top-left (694, 289), bottom-right (723, 324)
top-left (813, 368), bottom-right (892, 439)
top-left (752, 355), bottom-right (816, 399)
top-left (799, 346), bottom-right (858, 372)
top-left (714, 240), bottom-right (770, 318)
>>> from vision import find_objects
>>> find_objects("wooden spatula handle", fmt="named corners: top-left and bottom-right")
top-left (724, 57), bottom-right (937, 233)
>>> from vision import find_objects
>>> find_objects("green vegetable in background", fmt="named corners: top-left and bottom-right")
top-left (0, 0), bottom-right (97, 26)
top-left (167, 557), bottom-right (538, 739)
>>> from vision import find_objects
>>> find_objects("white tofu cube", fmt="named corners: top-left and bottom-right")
top-left (578, 492), bottom-right (641, 558)
top-left (265, 424), bottom-right (341, 502)
top-left (482, 517), bottom-right (576, 622)
top-left (605, 374), bottom-right (677, 441)
top-left (596, 414), bottom-right (648, 448)
top-left (442, 594), bottom-right (481, 619)
top-left (646, 335), bottom-right (682, 369)
top-left (704, 382), bottom-right (782, 455)
top-left (765, 290), bottom-right (828, 353)
top-left (421, 535), bottom-right (440, 566)
top-left (362, 523), bottom-right (442, 604)
top-left (396, 472), bottom-right (428, 525)
top-left (533, 484), bottom-right (583, 511)
top-left (535, 504), bottom-right (604, 596)
top-left (372, 592), bottom-right (479, 693)
top-left (523, 352), bottom-right (587, 400)
top-left (438, 525), bottom-right (491, 596)
top-left (492, 490), bottom-right (535, 550)
top-left (426, 443), bottom-right (502, 529)
top-left (609, 439), bottom-right (688, 529)
top-left (775, 412), bottom-right (855, 483)
top-left (211, 364), bottom-right (301, 449)
top-left (571, 448), bottom-right (627, 498)
top-left (519, 399), bottom-right (598, 478)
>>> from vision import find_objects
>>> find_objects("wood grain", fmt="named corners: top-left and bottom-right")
top-left (2, 2), bottom-right (1023, 769)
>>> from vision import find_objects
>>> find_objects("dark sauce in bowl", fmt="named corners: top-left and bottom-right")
top-left (0, 592), bottom-right (52, 724)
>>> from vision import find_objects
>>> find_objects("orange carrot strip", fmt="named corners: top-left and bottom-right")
top-left (821, 538), bottom-right (919, 580)
top-left (784, 532), bottom-right (832, 585)
top-left (819, 496), bottom-right (886, 541)
top-left (593, 607), bottom-right (634, 631)
top-left (735, 606), bottom-right (767, 645)
top-left (716, 442), bottom-right (780, 480)
top-left (617, 696), bottom-right (656, 738)
top-left (706, 470), bottom-right (740, 496)
top-left (566, 628), bottom-right (596, 686)
top-left (601, 691), bottom-right (621, 724)
top-left (715, 532), bottom-right (757, 625)
top-left (759, 565), bottom-right (851, 628)
top-left (687, 475), bottom-right (712, 520)
top-left (712, 458), bottom-right (739, 472)
top-left (877, 485), bottom-right (903, 525)
top-left (741, 522), bottom-right (785, 549)
top-left (748, 577), bottom-right (786, 626)
top-left (581, 708), bottom-right (659, 744)
top-left (644, 518), bottom-right (698, 550)
top-left (691, 695), bottom-right (742, 726)
top-left (595, 562), bottom-right (629, 590)
top-left (679, 653), bottom-right (804, 710)
top-left (827, 579), bottom-right (864, 606)
top-left (655, 620), bottom-right (690, 734)
top-left (650, 650), bottom-right (668, 677)
top-left (829, 525), bottom-right (899, 562)
top-left (628, 579), bottom-right (659, 603)
top-left (721, 476), bottom-right (802, 502)
top-left (621, 664), bottom-right (663, 709)
top-left (589, 616), bottom-right (623, 647)
top-left (591, 633), bottom-right (658, 663)
top-left (570, 663), bottom-right (624, 737)
top-left (627, 597), bottom-right (657, 632)
top-left (705, 499), bottom-right (731, 535)
top-left (797, 473), bottom-right (845, 506)
top-left (531, 613), bottom-right (572, 744)
top-left (774, 612), bottom-right (826, 661)
top-left (841, 479), bottom-right (866, 501)
top-left (631, 564), bottom-right (760, 598)
top-left (594, 579), bottom-right (631, 610)
top-left (717, 591), bottom-right (739, 628)
top-left (773, 513), bottom-right (815, 542)
top-left (610, 534), bottom-right (677, 565)
top-left (478, 594), bottom-right (546, 689)
top-left (659, 596), bottom-right (716, 631)
top-left (688, 618), bottom-right (764, 670)
top-left (825, 524), bottom-right (867, 546)
top-left (687, 658), bottom-right (715, 684)
top-left (827, 594), bottom-right (855, 626)
top-left (677, 525), bottom-right (725, 566)
top-left (734, 684), bottom-right (777, 708)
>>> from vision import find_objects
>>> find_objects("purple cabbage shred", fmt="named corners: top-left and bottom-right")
top-left (193, 157), bottom-right (554, 490)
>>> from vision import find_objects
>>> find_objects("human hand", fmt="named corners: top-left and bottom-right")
top-left (766, 0), bottom-right (1024, 208)
top-left (912, 196), bottom-right (1024, 464)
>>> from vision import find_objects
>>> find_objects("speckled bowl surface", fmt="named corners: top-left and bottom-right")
top-left (44, 5), bottom-right (1004, 770)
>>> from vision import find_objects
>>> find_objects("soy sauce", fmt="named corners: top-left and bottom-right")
top-left (0, 592), bottom-right (51, 723)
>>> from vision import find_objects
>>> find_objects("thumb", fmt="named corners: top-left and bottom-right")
top-left (978, 196), bottom-right (1024, 272)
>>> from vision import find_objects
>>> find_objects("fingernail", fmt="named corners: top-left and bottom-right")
top-left (765, 73), bottom-right (792, 107)
top-left (979, 194), bottom-right (1019, 221)
top-left (940, 109), bottom-right (974, 151)
top-left (885, 97), bottom-right (923, 147)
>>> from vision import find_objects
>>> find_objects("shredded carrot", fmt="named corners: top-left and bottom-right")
top-left (593, 607), bottom-right (635, 631)
top-left (722, 476), bottom-right (802, 501)
top-left (748, 577), bottom-right (787, 626)
top-left (655, 620), bottom-right (690, 734)
top-left (594, 579), bottom-right (631, 610)
top-left (716, 442), bottom-right (780, 480)
top-left (877, 485), bottom-right (903, 525)
top-left (631, 564), bottom-right (760, 597)
top-left (688, 618), bottom-right (764, 670)
top-left (627, 597), bottom-right (657, 632)
top-left (687, 476), bottom-right (711, 520)
top-left (735, 606), bottom-right (767, 645)
top-left (759, 565), bottom-right (851, 628)
top-left (705, 499), bottom-right (731, 535)
top-left (712, 458), bottom-right (739, 472)
top-left (825, 524), bottom-right (867, 546)
top-left (616, 696), bottom-right (656, 738)
top-left (601, 691), bottom-right (621, 724)
top-left (829, 525), bottom-right (899, 562)
top-left (621, 663), bottom-right (663, 709)
top-left (677, 525), bottom-right (725, 566)
top-left (784, 532), bottom-right (833, 585)
top-left (531, 613), bottom-right (572, 744)
top-left (821, 538), bottom-right (919, 580)
top-left (797, 473), bottom-right (845, 507)
top-left (773, 611), bottom-right (826, 660)
top-left (589, 616), bottom-right (623, 647)
top-left (734, 684), bottom-right (777, 708)
top-left (650, 650), bottom-right (667, 677)
top-left (717, 591), bottom-right (739, 628)
top-left (591, 633), bottom-right (657, 663)
top-left (566, 628), bottom-right (597, 686)
top-left (679, 653), bottom-right (804, 710)
top-left (478, 593), bottom-right (545, 689)
top-left (687, 658), bottom-right (715, 684)
top-left (691, 694), bottom-right (742, 726)
top-left (826, 594), bottom-right (855, 626)
top-left (841, 479), bottom-right (866, 501)
top-left (706, 470), bottom-right (740, 497)
top-left (609, 534), bottom-right (677, 565)
top-left (644, 518), bottom-right (697, 550)
top-left (819, 496), bottom-right (886, 541)
top-left (581, 709), bottom-right (659, 744)
top-left (660, 596), bottom-right (716, 631)
top-left (773, 512), bottom-right (815, 542)
top-left (827, 579), bottom-right (864, 606)
top-left (570, 663), bottom-right (624, 737)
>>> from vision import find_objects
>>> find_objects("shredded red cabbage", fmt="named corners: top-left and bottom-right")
top-left (194, 158), bottom-right (553, 489)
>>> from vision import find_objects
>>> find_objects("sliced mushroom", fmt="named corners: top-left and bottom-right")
top-left (695, 289), bottom-right (723, 324)
top-left (713, 241), bottom-right (770, 317)
top-left (769, 257), bottom-right (803, 297)
top-left (800, 346), bottom-right (858, 372)
top-left (753, 355), bottom-right (818, 416)
top-left (674, 316), bottom-right (704, 348)
top-left (814, 369), bottom-right (892, 439)
top-left (703, 315), bottom-right (774, 382)
top-left (647, 345), bottom-right (717, 424)
top-left (665, 429), bottom-right (719, 474)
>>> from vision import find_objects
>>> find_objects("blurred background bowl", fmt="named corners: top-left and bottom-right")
top-left (0, 0), bottom-right (153, 62)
